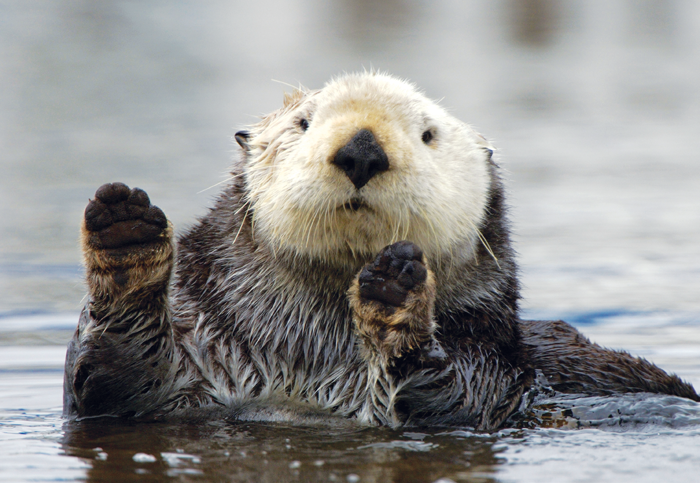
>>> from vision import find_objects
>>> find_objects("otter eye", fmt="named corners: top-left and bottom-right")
top-left (299, 118), bottom-right (309, 132)
top-left (422, 130), bottom-right (433, 144)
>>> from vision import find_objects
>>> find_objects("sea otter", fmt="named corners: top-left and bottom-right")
top-left (63, 72), bottom-right (698, 430)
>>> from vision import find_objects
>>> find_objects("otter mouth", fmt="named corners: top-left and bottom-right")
top-left (340, 198), bottom-right (369, 212)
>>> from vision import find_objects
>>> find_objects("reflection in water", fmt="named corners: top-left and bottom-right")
top-left (56, 390), bottom-right (700, 482)
top-left (61, 419), bottom-right (501, 482)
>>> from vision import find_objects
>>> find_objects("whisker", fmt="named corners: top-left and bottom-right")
top-left (197, 173), bottom-right (242, 194)
top-left (345, 239), bottom-right (357, 259)
top-left (469, 220), bottom-right (500, 269)
top-left (418, 206), bottom-right (441, 268)
top-left (304, 204), bottom-right (323, 249)
top-left (232, 201), bottom-right (252, 246)
top-left (323, 195), bottom-right (335, 260)
top-left (271, 78), bottom-right (303, 91)
top-left (401, 203), bottom-right (410, 241)
top-left (235, 195), bottom-right (253, 215)
top-left (391, 207), bottom-right (400, 244)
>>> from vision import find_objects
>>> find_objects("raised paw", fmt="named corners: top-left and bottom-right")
top-left (84, 182), bottom-right (168, 250)
top-left (349, 241), bottom-right (437, 365)
top-left (81, 183), bottom-right (174, 307)
top-left (358, 241), bottom-right (428, 309)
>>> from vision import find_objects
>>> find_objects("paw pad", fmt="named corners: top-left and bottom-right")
top-left (85, 183), bottom-right (167, 249)
top-left (359, 241), bottom-right (427, 307)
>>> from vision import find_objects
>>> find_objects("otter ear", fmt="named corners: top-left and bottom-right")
top-left (473, 132), bottom-right (496, 166)
top-left (483, 147), bottom-right (498, 166)
top-left (235, 130), bottom-right (251, 151)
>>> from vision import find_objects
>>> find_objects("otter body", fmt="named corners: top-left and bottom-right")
top-left (63, 73), bottom-right (698, 430)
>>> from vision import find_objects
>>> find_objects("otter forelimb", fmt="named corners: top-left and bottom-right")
top-left (64, 183), bottom-right (180, 418)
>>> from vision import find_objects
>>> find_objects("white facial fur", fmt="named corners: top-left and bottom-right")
top-left (243, 72), bottom-right (493, 266)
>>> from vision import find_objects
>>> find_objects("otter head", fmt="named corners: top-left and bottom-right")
top-left (238, 72), bottom-right (494, 268)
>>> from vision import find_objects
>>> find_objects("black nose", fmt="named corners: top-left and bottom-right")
top-left (332, 129), bottom-right (389, 190)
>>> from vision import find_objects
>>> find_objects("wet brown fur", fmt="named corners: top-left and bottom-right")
top-left (80, 222), bottom-right (174, 318)
top-left (522, 320), bottom-right (700, 401)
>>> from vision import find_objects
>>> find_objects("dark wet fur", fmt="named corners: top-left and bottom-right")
top-left (522, 320), bottom-right (699, 401)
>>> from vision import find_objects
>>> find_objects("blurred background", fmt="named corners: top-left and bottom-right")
top-left (1, 0), bottom-right (699, 318)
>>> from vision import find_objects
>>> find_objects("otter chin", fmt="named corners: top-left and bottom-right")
top-left (63, 71), bottom-right (699, 430)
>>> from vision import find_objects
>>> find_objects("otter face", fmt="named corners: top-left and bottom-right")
top-left (243, 72), bottom-right (493, 266)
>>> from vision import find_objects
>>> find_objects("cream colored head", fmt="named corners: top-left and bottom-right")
top-left (242, 72), bottom-right (494, 266)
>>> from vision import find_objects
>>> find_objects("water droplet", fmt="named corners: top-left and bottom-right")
top-left (133, 453), bottom-right (157, 463)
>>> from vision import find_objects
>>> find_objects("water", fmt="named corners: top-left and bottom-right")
top-left (2, 1), bottom-right (700, 481)
top-left (2, 316), bottom-right (700, 482)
